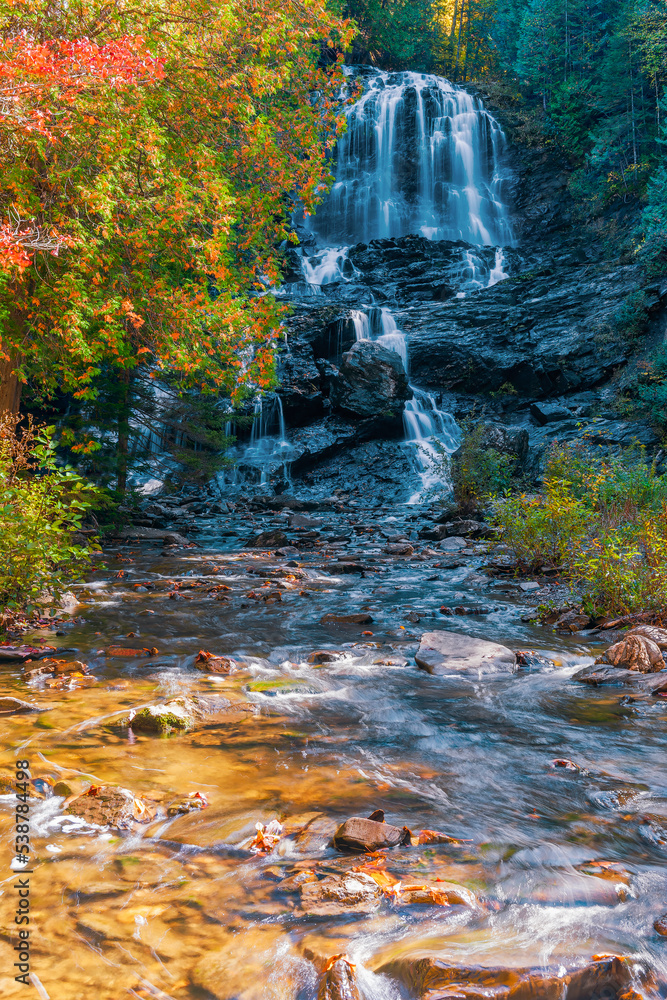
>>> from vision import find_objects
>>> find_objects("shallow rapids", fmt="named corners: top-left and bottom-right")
top-left (1, 507), bottom-right (666, 999)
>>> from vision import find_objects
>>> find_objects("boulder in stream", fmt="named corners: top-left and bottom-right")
top-left (0, 696), bottom-right (46, 714)
top-left (415, 630), bottom-right (516, 675)
top-left (332, 815), bottom-right (411, 852)
top-left (317, 956), bottom-right (361, 1000)
top-left (300, 871), bottom-right (382, 915)
top-left (127, 697), bottom-right (200, 734)
top-left (597, 633), bottom-right (666, 672)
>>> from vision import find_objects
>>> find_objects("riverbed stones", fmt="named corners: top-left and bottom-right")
top-left (415, 630), bottom-right (516, 675)
top-left (321, 613), bottom-right (373, 625)
top-left (628, 625), bottom-right (667, 649)
top-left (655, 913), bottom-right (667, 935)
top-left (332, 816), bottom-right (411, 852)
top-left (300, 871), bottom-right (381, 915)
top-left (247, 529), bottom-right (288, 548)
top-left (597, 634), bottom-right (665, 672)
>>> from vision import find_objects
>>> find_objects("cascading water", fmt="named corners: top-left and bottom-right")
top-left (237, 393), bottom-right (294, 486)
top-left (307, 70), bottom-right (513, 247)
top-left (350, 305), bottom-right (461, 501)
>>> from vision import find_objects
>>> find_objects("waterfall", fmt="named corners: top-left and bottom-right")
top-left (351, 307), bottom-right (461, 500)
top-left (239, 394), bottom-right (294, 486)
top-left (308, 70), bottom-right (513, 247)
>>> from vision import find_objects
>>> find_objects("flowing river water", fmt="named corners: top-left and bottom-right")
top-left (1, 70), bottom-right (667, 1000)
top-left (1, 510), bottom-right (667, 999)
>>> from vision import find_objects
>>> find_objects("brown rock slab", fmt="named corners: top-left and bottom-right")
top-left (332, 816), bottom-right (411, 853)
top-left (300, 871), bottom-right (381, 915)
top-left (655, 913), bottom-right (667, 935)
top-left (415, 630), bottom-right (516, 675)
top-left (66, 785), bottom-right (156, 829)
top-left (378, 955), bottom-right (638, 1000)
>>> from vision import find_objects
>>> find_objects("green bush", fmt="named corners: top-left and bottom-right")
top-left (0, 415), bottom-right (100, 616)
top-left (491, 442), bottom-right (667, 615)
top-left (451, 419), bottom-right (515, 513)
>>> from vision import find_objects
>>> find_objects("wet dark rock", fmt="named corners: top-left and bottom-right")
top-left (530, 401), bottom-right (573, 424)
top-left (332, 815), bottom-right (411, 852)
top-left (308, 650), bottom-right (343, 664)
top-left (416, 630), bottom-right (516, 675)
top-left (277, 340), bottom-right (325, 424)
top-left (572, 664), bottom-right (645, 686)
top-left (247, 529), bottom-right (288, 549)
top-left (555, 610), bottom-right (592, 632)
top-left (331, 340), bottom-right (411, 419)
top-left (321, 613), bottom-right (373, 625)
top-left (290, 513), bottom-right (323, 528)
top-left (515, 650), bottom-right (555, 670)
top-left (655, 913), bottom-right (667, 936)
top-left (117, 526), bottom-right (192, 547)
top-left (443, 519), bottom-right (494, 539)
top-left (384, 541), bottom-right (414, 555)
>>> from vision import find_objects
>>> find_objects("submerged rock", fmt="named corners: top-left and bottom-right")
top-left (321, 613), bottom-right (373, 625)
top-left (332, 815), bottom-right (411, 853)
top-left (300, 871), bottom-right (381, 915)
top-left (415, 630), bottom-right (516, 675)
top-left (378, 954), bottom-right (641, 1000)
top-left (247, 529), bottom-right (288, 549)
top-left (0, 696), bottom-right (45, 714)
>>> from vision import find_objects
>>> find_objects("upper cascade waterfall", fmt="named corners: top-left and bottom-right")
top-left (307, 69), bottom-right (514, 246)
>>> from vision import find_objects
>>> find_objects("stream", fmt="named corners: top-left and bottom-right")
top-left (1, 508), bottom-right (667, 999)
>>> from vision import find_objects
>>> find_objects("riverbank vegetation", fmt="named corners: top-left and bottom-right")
top-left (0, 415), bottom-right (98, 622)
top-left (452, 425), bottom-right (667, 616)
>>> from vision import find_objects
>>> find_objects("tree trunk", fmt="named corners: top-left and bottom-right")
top-left (454, 0), bottom-right (466, 80)
top-left (0, 354), bottom-right (22, 415)
top-left (116, 368), bottom-right (133, 495)
top-left (448, 0), bottom-right (460, 76)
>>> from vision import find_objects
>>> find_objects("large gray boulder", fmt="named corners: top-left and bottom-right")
top-left (331, 340), bottom-right (410, 418)
top-left (415, 630), bottom-right (516, 675)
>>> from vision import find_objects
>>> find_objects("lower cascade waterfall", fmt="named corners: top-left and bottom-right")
top-left (352, 305), bottom-right (461, 501)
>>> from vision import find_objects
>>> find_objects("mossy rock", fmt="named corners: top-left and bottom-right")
top-left (127, 697), bottom-right (200, 734)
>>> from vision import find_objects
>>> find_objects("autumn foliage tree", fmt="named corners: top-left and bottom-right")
top-left (0, 0), bottom-right (352, 485)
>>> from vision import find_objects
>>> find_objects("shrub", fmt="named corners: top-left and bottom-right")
top-left (451, 419), bottom-right (515, 513)
top-left (491, 441), bottom-right (667, 615)
top-left (0, 415), bottom-right (99, 615)
top-left (490, 480), bottom-right (589, 572)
